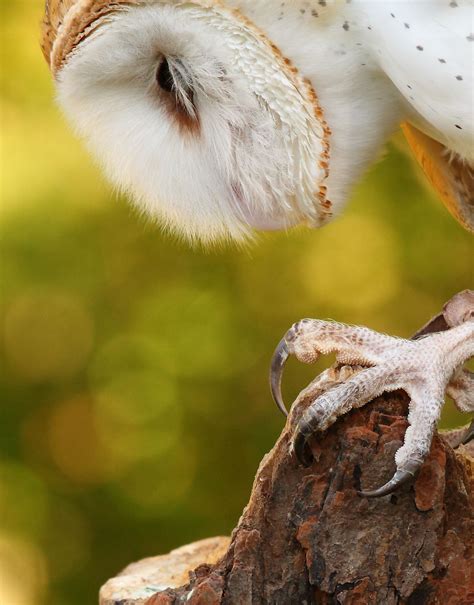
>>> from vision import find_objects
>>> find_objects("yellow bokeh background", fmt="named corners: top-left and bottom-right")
top-left (1, 3), bottom-right (473, 604)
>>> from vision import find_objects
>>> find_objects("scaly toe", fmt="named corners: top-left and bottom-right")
top-left (293, 427), bottom-right (314, 467)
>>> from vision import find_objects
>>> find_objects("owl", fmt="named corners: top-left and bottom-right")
top-left (41, 0), bottom-right (474, 495)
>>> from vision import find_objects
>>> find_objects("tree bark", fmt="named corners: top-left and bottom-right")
top-left (100, 310), bottom-right (474, 605)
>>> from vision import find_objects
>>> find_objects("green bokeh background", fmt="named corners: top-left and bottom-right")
top-left (1, 4), bottom-right (473, 604)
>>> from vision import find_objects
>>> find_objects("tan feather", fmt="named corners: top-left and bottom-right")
top-left (42, 0), bottom-right (141, 74)
top-left (402, 122), bottom-right (474, 232)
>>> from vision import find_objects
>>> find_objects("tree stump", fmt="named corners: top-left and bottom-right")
top-left (100, 381), bottom-right (473, 604)
top-left (101, 297), bottom-right (474, 604)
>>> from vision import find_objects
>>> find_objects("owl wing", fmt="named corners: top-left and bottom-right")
top-left (362, 1), bottom-right (473, 230)
top-left (402, 122), bottom-right (474, 231)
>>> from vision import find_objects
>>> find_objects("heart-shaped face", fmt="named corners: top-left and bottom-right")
top-left (42, 0), bottom-right (331, 243)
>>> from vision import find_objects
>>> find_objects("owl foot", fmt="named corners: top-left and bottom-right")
top-left (270, 291), bottom-right (474, 497)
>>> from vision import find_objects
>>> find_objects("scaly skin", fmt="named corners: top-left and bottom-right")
top-left (271, 290), bottom-right (474, 497)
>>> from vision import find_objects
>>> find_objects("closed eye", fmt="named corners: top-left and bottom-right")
top-left (156, 57), bottom-right (174, 93)
top-left (156, 57), bottom-right (197, 124)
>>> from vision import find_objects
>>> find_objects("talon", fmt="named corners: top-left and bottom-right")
top-left (270, 337), bottom-right (290, 416)
top-left (461, 418), bottom-right (474, 445)
top-left (359, 459), bottom-right (421, 498)
top-left (268, 311), bottom-right (474, 495)
top-left (293, 427), bottom-right (314, 467)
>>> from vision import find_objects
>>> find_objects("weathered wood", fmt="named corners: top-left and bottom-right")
top-left (100, 376), bottom-right (473, 604)
top-left (99, 537), bottom-right (230, 604)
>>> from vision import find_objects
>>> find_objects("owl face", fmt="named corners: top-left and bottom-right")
top-left (45, 1), bottom-right (330, 243)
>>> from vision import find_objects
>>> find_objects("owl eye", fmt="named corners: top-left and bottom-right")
top-left (156, 58), bottom-right (174, 93)
top-left (155, 57), bottom-right (198, 132)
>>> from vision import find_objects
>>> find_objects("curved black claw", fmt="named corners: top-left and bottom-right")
top-left (293, 428), bottom-right (314, 467)
top-left (270, 337), bottom-right (290, 416)
top-left (358, 460), bottom-right (420, 498)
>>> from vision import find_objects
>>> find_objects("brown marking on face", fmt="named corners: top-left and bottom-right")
top-left (154, 56), bottom-right (201, 136)
top-left (161, 92), bottom-right (201, 137)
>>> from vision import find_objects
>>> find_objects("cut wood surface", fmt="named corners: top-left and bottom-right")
top-left (100, 373), bottom-right (473, 605)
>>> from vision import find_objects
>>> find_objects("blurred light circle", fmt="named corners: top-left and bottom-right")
top-left (117, 445), bottom-right (197, 515)
top-left (90, 334), bottom-right (183, 469)
top-left (48, 395), bottom-right (113, 484)
top-left (94, 375), bottom-right (182, 469)
top-left (0, 463), bottom-right (49, 540)
top-left (3, 290), bottom-right (93, 382)
top-left (131, 286), bottom-right (247, 378)
top-left (300, 215), bottom-right (401, 312)
top-left (89, 334), bottom-right (165, 387)
top-left (236, 237), bottom-right (303, 319)
top-left (42, 501), bottom-right (91, 580)
top-left (20, 405), bottom-right (52, 470)
top-left (96, 371), bottom-right (178, 424)
top-left (0, 534), bottom-right (47, 605)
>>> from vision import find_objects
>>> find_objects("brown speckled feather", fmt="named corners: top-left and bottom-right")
top-left (41, 0), bottom-right (139, 74)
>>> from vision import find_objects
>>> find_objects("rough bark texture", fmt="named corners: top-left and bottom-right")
top-left (100, 375), bottom-right (474, 605)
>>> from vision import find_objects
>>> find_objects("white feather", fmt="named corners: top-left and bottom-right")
top-left (55, 0), bottom-right (472, 242)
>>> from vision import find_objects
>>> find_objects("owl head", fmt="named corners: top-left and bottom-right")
top-left (42, 0), bottom-right (331, 243)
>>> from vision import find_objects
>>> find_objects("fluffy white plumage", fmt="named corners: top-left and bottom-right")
top-left (50, 0), bottom-right (473, 242)
top-left (56, 2), bottom-right (332, 242)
